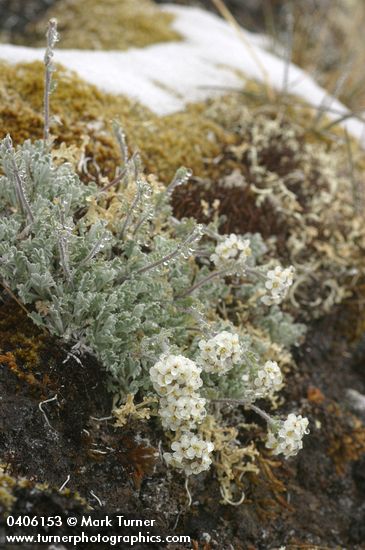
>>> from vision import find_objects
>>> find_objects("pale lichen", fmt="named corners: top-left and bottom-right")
top-left (200, 415), bottom-right (259, 505)
top-left (113, 394), bottom-right (158, 428)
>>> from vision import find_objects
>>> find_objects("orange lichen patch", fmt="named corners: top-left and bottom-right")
top-left (0, 352), bottom-right (43, 387)
top-left (249, 453), bottom-right (291, 519)
top-left (0, 301), bottom-right (46, 370)
top-left (92, 428), bottom-right (157, 491)
top-left (3, 0), bottom-right (181, 51)
top-left (307, 386), bottom-right (326, 404)
top-left (326, 403), bottom-right (365, 475)
top-left (0, 352), bottom-right (16, 370)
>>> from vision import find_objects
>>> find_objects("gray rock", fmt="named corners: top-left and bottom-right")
top-left (345, 388), bottom-right (365, 421)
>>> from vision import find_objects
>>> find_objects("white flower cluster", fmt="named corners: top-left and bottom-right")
top-left (150, 355), bottom-right (214, 475)
top-left (159, 394), bottom-right (206, 431)
top-left (149, 354), bottom-right (203, 398)
top-left (211, 234), bottom-right (251, 273)
top-left (164, 432), bottom-right (214, 476)
top-left (198, 331), bottom-right (243, 375)
top-left (266, 414), bottom-right (309, 458)
top-left (242, 360), bottom-right (283, 400)
top-left (262, 266), bottom-right (294, 305)
top-left (150, 355), bottom-right (205, 431)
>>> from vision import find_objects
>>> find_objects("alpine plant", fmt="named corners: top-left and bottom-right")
top-left (0, 133), bottom-right (308, 479)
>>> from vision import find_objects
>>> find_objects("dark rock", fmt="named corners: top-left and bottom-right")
top-left (0, 0), bottom-right (59, 33)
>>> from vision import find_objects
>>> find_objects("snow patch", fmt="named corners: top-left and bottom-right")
top-left (0, 4), bottom-right (363, 142)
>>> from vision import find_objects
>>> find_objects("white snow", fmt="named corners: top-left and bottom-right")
top-left (0, 4), bottom-right (363, 141)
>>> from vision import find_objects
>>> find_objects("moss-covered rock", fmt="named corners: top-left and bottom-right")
top-left (0, 470), bottom-right (88, 518)
top-left (1, 59), bottom-right (365, 321)
top-left (0, 60), bottom-right (228, 183)
top-left (4, 0), bottom-right (180, 50)
top-left (171, 91), bottom-right (365, 318)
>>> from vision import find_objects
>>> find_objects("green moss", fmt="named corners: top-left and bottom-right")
top-left (0, 60), bottom-right (229, 182)
top-left (0, 470), bottom-right (89, 517)
top-left (5, 0), bottom-right (181, 50)
top-left (0, 301), bottom-right (46, 370)
top-left (0, 473), bottom-right (16, 512)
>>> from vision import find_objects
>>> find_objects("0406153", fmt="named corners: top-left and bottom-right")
top-left (6, 516), bottom-right (62, 527)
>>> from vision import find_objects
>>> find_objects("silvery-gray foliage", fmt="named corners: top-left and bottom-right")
top-left (0, 135), bottom-right (305, 395)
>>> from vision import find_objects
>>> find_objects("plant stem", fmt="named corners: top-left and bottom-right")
top-left (133, 245), bottom-right (184, 277)
top-left (211, 398), bottom-right (273, 425)
top-left (249, 403), bottom-right (273, 424)
top-left (98, 167), bottom-right (127, 193)
top-left (5, 138), bottom-right (34, 223)
top-left (119, 182), bottom-right (142, 240)
top-left (126, 228), bottom-right (200, 279)
top-left (58, 209), bottom-right (72, 283)
top-left (43, 19), bottom-right (58, 148)
top-left (80, 235), bottom-right (107, 266)
top-left (177, 270), bottom-right (227, 299)
top-left (113, 121), bottom-right (129, 166)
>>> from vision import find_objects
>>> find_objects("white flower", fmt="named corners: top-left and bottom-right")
top-left (266, 414), bottom-right (309, 458)
top-left (150, 354), bottom-right (207, 433)
top-left (242, 360), bottom-right (283, 401)
top-left (150, 354), bottom-right (203, 396)
top-left (210, 234), bottom-right (251, 273)
top-left (159, 393), bottom-right (207, 431)
top-left (199, 331), bottom-right (243, 375)
top-left (261, 265), bottom-right (294, 305)
top-left (252, 360), bottom-right (283, 396)
top-left (164, 432), bottom-right (214, 476)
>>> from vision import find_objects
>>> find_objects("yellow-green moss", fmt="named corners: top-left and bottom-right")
top-left (0, 470), bottom-right (89, 516)
top-left (326, 402), bottom-right (365, 475)
top-left (0, 60), bottom-right (230, 182)
top-left (2, 60), bottom-right (353, 187)
top-left (3, 0), bottom-right (181, 50)
top-left (0, 301), bottom-right (46, 370)
top-left (0, 473), bottom-right (16, 512)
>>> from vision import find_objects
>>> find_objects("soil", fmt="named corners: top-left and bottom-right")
top-left (1, 294), bottom-right (365, 550)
